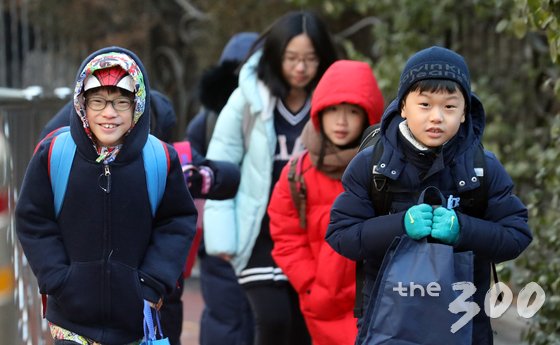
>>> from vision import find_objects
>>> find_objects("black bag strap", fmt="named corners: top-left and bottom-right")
top-left (457, 143), bottom-right (487, 218)
top-left (369, 141), bottom-right (391, 214)
top-left (354, 261), bottom-right (365, 318)
top-left (457, 145), bottom-right (500, 295)
top-left (355, 139), bottom-right (386, 318)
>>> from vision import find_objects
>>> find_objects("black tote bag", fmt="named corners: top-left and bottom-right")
top-left (358, 186), bottom-right (474, 345)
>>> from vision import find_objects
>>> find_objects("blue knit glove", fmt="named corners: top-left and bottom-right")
top-left (404, 204), bottom-right (433, 240)
top-left (431, 207), bottom-right (460, 244)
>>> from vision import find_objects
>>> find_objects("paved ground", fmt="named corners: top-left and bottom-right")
top-left (181, 277), bottom-right (204, 345)
top-left (180, 277), bottom-right (530, 345)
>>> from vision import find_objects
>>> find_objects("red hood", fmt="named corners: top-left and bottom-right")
top-left (311, 60), bottom-right (384, 130)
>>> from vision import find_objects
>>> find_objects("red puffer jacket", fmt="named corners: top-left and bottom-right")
top-left (268, 153), bottom-right (357, 345)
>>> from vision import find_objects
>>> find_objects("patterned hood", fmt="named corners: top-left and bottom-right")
top-left (69, 47), bottom-right (151, 164)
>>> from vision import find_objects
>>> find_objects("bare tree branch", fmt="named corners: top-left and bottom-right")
top-left (335, 16), bottom-right (382, 40)
top-left (174, 0), bottom-right (208, 20)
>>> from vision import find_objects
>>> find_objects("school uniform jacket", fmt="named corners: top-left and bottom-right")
top-left (326, 97), bottom-right (532, 344)
top-left (204, 51), bottom-right (279, 275)
top-left (15, 46), bottom-right (197, 345)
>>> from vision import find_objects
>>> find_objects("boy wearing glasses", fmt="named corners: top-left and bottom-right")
top-left (16, 47), bottom-right (197, 345)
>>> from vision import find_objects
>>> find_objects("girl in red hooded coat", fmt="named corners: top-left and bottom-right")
top-left (268, 60), bottom-right (384, 345)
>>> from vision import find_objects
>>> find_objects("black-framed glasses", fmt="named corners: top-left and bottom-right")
top-left (282, 54), bottom-right (319, 69)
top-left (86, 96), bottom-right (134, 111)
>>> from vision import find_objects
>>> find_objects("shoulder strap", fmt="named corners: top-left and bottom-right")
top-left (355, 137), bottom-right (388, 318)
top-left (354, 258), bottom-right (365, 318)
top-left (37, 125), bottom-right (71, 154)
top-left (142, 134), bottom-right (170, 217)
top-left (49, 130), bottom-right (169, 219)
top-left (471, 143), bottom-right (487, 216)
top-left (204, 111), bottom-right (218, 152)
top-left (454, 143), bottom-right (486, 218)
top-left (359, 123), bottom-right (391, 216)
top-left (469, 144), bottom-right (501, 297)
top-left (43, 128), bottom-right (76, 318)
top-left (287, 151), bottom-right (308, 229)
top-left (369, 141), bottom-right (391, 215)
top-left (49, 130), bottom-right (76, 218)
top-left (358, 123), bottom-right (382, 152)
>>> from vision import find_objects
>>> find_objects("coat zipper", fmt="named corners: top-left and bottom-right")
top-left (102, 163), bottom-right (112, 326)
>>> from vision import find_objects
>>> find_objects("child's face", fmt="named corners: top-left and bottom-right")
top-left (85, 88), bottom-right (134, 147)
top-left (401, 89), bottom-right (465, 148)
top-left (281, 33), bottom-right (319, 92)
top-left (321, 103), bottom-right (366, 147)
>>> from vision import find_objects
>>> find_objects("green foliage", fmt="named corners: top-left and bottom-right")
top-left (504, 0), bottom-right (560, 62)
top-left (516, 114), bottom-right (560, 344)
top-left (497, 2), bottom-right (560, 344)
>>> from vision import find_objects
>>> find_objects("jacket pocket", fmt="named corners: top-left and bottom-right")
top-left (54, 261), bottom-right (104, 324)
top-left (109, 261), bottom-right (144, 332)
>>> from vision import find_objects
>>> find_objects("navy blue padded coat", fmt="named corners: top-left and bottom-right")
top-left (16, 46), bottom-right (197, 345)
top-left (326, 96), bottom-right (532, 345)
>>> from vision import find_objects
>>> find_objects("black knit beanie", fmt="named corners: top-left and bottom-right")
top-left (397, 46), bottom-right (471, 109)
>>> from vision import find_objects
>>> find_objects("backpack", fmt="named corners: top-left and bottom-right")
top-left (352, 123), bottom-right (499, 318)
top-left (44, 126), bottom-right (170, 218)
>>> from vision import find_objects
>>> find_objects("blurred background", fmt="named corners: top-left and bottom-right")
top-left (1, 0), bottom-right (559, 344)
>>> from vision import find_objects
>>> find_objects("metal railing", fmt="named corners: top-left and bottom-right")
top-left (1, 86), bottom-right (69, 345)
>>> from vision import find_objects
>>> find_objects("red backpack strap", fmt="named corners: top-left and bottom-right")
top-left (287, 151), bottom-right (308, 229)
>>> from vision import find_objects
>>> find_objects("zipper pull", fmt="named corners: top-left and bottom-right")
top-left (98, 164), bottom-right (111, 193)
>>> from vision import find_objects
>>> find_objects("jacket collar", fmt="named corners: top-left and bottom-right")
top-left (374, 96), bottom-right (486, 192)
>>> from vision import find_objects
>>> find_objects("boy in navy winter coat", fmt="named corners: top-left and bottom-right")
top-left (326, 46), bottom-right (532, 344)
top-left (16, 47), bottom-right (197, 345)
top-left (38, 79), bottom-right (241, 345)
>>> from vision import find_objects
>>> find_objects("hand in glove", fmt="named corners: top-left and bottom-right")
top-left (404, 204), bottom-right (433, 240)
top-left (431, 207), bottom-right (460, 244)
top-left (182, 165), bottom-right (214, 198)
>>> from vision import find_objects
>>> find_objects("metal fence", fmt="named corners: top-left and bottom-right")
top-left (1, 86), bottom-right (68, 345)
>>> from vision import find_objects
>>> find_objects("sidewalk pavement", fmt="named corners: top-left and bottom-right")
top-left (180, 277), bottom-right (530, 345)
top-left (181, 277), bottom-right (203, 345)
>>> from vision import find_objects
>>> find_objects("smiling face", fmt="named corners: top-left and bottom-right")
top-left (281, 33), bottom-right (319, 91)
top-left (85, 87), bottom-right (134, 147)
top-left (321, 103), bottom-right (367, 147)
top-left (400, 89), bottom-right (466, 148)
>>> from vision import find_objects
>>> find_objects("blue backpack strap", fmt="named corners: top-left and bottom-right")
top-left (142, 134), bottom-right (169, 217)
top-left (49, 129), bottom-right (76, 218)
top-left (48, 128), bottom-right (169, 219)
